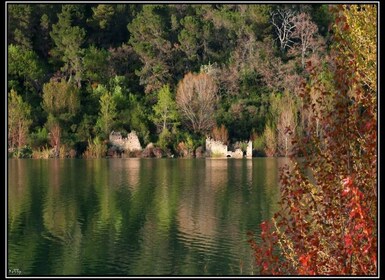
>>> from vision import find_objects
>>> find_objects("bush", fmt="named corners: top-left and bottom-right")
top-left (13, 145), bottom-right (33, 158)
top-left (157, 128), bottom-right (173, 151)
top-left (83, 137), bottom-right (107, 158)
top-left (29, 127), bottom-right (49, 149)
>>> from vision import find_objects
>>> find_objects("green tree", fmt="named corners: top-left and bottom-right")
top-left (7, 4), bottom-right (34, 49)
top-left (151, 84), bottom-right (179, 132)
top-left (128, 5), bottom-right (173, 93)
top-left (126, 94), bottom-right (151, 144)
top-left (42, 79), bottom-right (80, 150)
top-left (87, 4), bottom-right (131, 48)
top-left (178, 16), bottom-right (202, 65)
top-left (8, 44), bottom-right (44, 94)
top-left (8, 89), bottom-right (32, 150)
top-left (83, 45), bottom-right (109, 84)
top-left (50, 5), bottom-right (86, 87)
top-left (96, 90), bottom-right (117, 138)
top-left (42, 79), bottom-right (80, 120)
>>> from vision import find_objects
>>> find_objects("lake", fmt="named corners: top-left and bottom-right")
top-left (8, 158), bottom-right (287, 276)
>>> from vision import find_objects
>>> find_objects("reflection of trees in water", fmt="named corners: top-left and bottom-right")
top-left (107, 158), bottom-right (141, 190)
top-left (176, 159), bottom-right (262, 274)
top-left (8, 158), bottom-right (284, 275)
top-left (41, 159), bottom-right (83, 274)
top-left (8, 159), bottom-right (31, 230)
top-left (205, 159), bottom-right (228, 191)
top-left (178, 160), bottom-right (223, 239)
top-left (8, 160), bottom-right (38, 274)
top-left (43, 160), bottom-right (77, 242)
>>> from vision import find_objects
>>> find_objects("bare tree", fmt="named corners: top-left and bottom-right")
top-left (270, 9), bottom-right (296, 52)
top-left (176, 72), bottom-right (218, 135)
top-left (291, 12), bottom-right (321, 68)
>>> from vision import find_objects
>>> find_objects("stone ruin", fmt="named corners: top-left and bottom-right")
top-left (205, 138), bottom-right (228, 157)
top-left (246, 140), bottom-right (252, 158)
top-left (109, 131), bottom-right (142, 152)
top-left (205, 138), bottom-right (252, 158)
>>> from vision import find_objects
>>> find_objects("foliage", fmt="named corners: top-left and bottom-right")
top-left (276, 92), bottom-right (298, 157)
top-left (157, 128), bottom-right (173, 151)
top-left (32, 145), bottom-right (52, 159)
top-left (82, 46), bottom-right (109, 84)
top-left (128, 5), bottom-right (173, 94)
top-left (42, 79), bottom-right (80, 120)
top-left (176, 72), bottom-right (218, 135)
top-left (96, 89), bottom-right (117, 138)
top-left (83, 137), bottom-right (107, 158)
top-left (151, 84), bottom-right (179, 133)
top-left (211, 124), bottom-right (229, 145)
top-left (251, 131), bottom-right (265, 156)
top-left (8, 89), bottom-right (32, 150)
top-left (263, 123), bottom-right (277, 157)
top-left (248, 4), bottom-right (377, 275)
top-left (9, 145), bottom-right (33, 159)
top-left (290, 12), bottom-right (324, 68)
top-left (125, 94), bottom-right (151, 144)
top-left (8, 44), bottom-right (45, 92)
top-left (50, 5), bottom-right (86, 86)
top-left (29, 127), bottom-right (49, 149)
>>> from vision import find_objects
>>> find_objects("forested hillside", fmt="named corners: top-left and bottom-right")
top-left (8, 3), bottom-right (335, 158)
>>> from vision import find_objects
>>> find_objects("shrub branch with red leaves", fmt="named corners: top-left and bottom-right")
top-left (248, 5), bottom-right (377, 276)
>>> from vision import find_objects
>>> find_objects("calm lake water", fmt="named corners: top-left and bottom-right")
top-left (8, 158), bottom-right (287, 276)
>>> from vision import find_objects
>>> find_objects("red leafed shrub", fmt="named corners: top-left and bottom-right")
top-left (248, 5), bottom-right (377, 275)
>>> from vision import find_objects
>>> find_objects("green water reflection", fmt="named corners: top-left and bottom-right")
top-left (8, 158), bottom-right (286, 275)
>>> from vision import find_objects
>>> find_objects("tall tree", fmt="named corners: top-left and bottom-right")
top-left (151, 84), bottom-right (179, 132)
top-left (82, 45), bottom-right (109, 85)
top-left (42, 79), bottom-right (80, 120)
top-left (50, 5), bottom-right (86, 87)
top-left (128, 5), bottom-right (173, 94)
top-left (270, 8), bottom-right (296, 52)
top-left (96, 90), bottom-right (117, 138)
top-left (176, 72), bottom-right (218, 135)
top-left (7, 4), bottom-right (34, 49)
top-left (87, 4), bottom-right (131, 48)
top-left (42, 78), bottom-right (80, 150)
top-left (291, 12), bottom-right (323, 68)
top-left (8, 44), bottom-right (44, 94)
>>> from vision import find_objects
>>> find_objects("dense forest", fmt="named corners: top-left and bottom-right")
top-left (7, 3), bottom-right (340, 158)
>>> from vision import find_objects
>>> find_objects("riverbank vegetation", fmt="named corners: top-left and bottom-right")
top-left (8, 3), bottom-right (334, 159)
